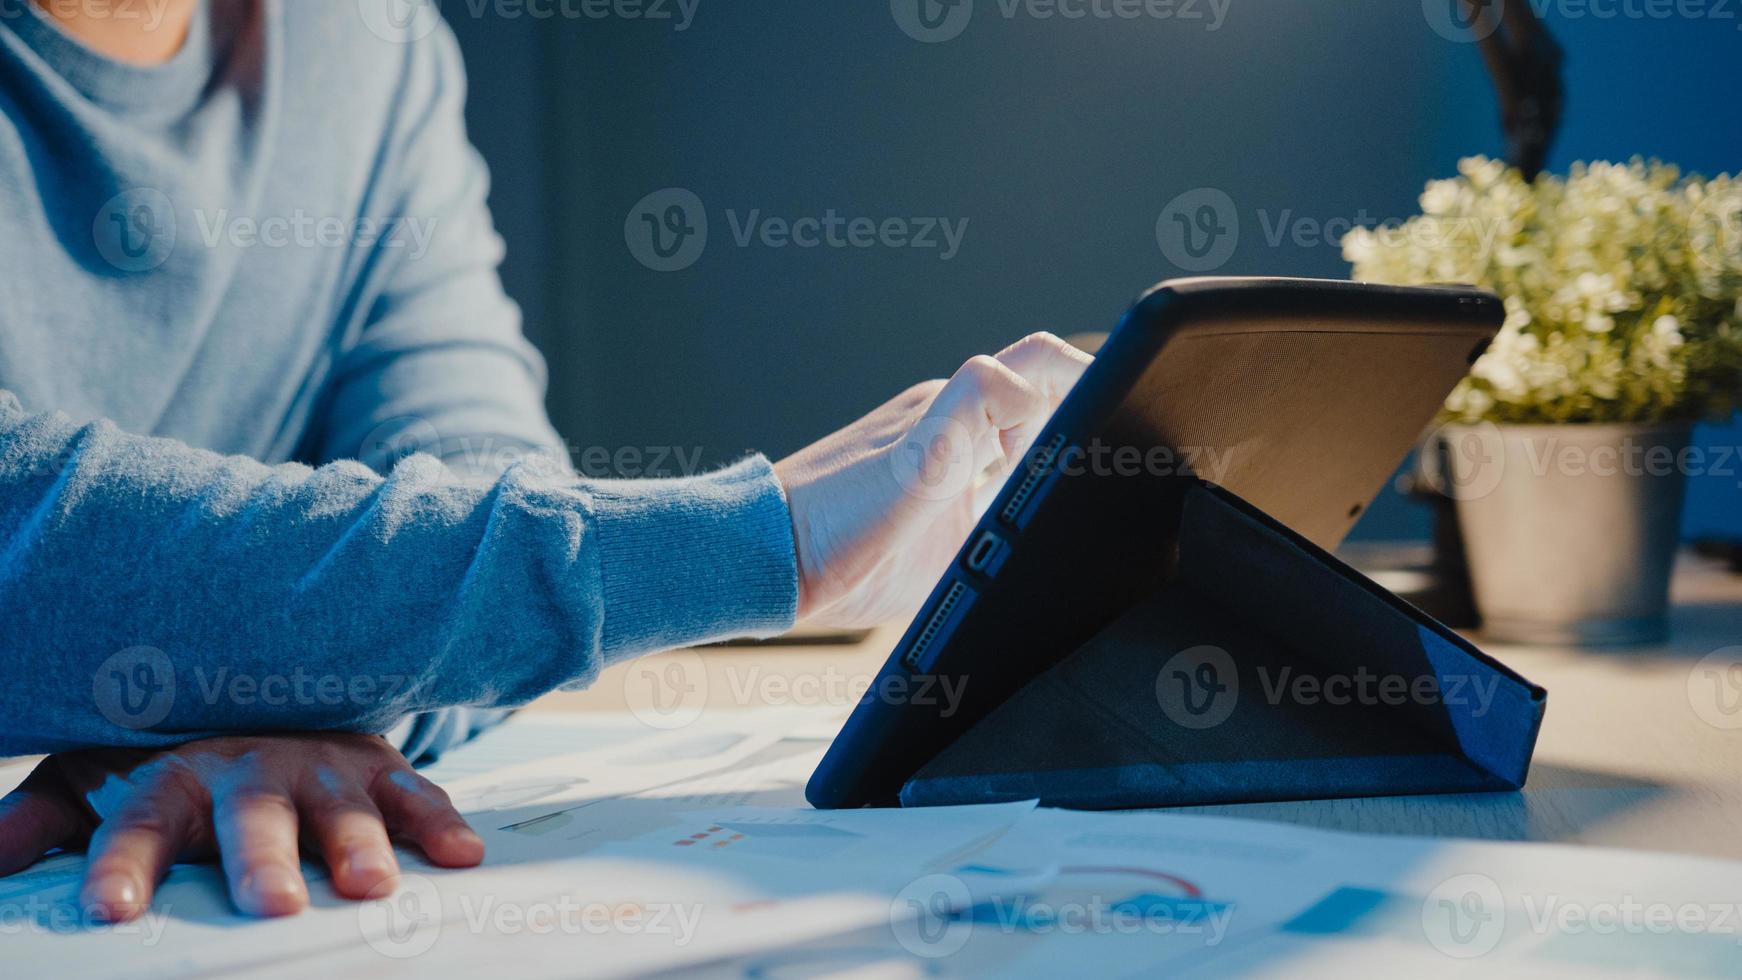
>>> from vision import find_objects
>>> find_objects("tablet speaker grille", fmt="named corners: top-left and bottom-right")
top-left (998, 433), bottom-right (1067, 526)
top-left (901, 581), bottom-right (971, 672)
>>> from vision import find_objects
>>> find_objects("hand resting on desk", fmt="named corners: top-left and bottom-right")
top-left (0, 733), bottom-right (481, 922)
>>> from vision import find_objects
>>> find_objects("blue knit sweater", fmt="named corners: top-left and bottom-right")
top-left (0, 2), bottom-right (799, 758)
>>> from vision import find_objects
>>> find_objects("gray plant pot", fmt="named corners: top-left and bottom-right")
top-left (1439, 421), bottom-right (1691, 646)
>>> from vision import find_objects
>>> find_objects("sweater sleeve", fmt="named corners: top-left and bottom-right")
top-left (0, 390), bottom-right (798, 755)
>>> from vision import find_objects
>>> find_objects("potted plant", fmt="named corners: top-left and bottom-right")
top-left (1345, 157), bottom-right (1742, 645)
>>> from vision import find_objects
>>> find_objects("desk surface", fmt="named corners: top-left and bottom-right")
top-left (531, 554), bottom-right (1742, 860)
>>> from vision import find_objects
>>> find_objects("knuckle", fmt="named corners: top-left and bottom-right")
top-left (415, 779), bottom-right (459, 812)
top-left (954, 355), bottom-right (1002, 389)
top-left (104, 813), bottom-right (178, 842)
top-left (148, 758), bottom-right (211, 804)
top-left (222, 785), bottom-right (296, 818)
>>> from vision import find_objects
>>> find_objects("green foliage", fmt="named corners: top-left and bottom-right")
top-left (1345, 157), bottom-right (1742, 424)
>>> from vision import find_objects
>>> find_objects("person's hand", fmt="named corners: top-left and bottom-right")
top-left (775, 332), bottom-right (1092, 628)
top-left (0, 733), bottom-right (484, 922)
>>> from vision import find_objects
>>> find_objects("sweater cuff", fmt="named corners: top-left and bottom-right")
top-left (588, 455), bottom-right (799, 661)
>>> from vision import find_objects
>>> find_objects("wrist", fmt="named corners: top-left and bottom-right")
top-left (588, 456), bottom-right (800, 659)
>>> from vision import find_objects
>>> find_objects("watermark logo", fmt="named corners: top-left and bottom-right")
top-left (1159, 190), bottom-right (1507, 273)
top-left (890, 415), bottom-right (978, 502)
top-left (626, 188), bottom-right (710, 272)
top-left (360, 874), bottom-right (443, 959)
top-left (3, 0), bottom-right (176, 32)
top-left (1691, 185), bottom-right (1742, 278)
top-left (1427, 0), bottom-right (1742, 41)
top-left (192, 209), bottom-right (439, 261)
top-left (890, 873), bottom-right (975, 958)
top-left (1422, 873), bottom-right (1505, 958)
top-left (359, 416), bottom-right (446, 471)
top-left (360, 0), bottom-right (445, 43)
top-left (94, 188), bottom-right (177, 273)
top-left (892, 0), bottom-right (974, 41)
top-left (0, 893), bottom-right (171, 947)
top-left (1422, 0), bottom-right (1504, 43)
top-left (1155, 645), bottom-right (1238, 730)
top-left (625, 651), bottom-right (709, 729)
top-left (894, 0), bottom-right (1229, 42)
top-left (92, 646), bottom-right (176, 730)
top-left (1426, 421), bottom-right (1507, 501)
top-left (627, 189), bottom-right (969, 268)
top-left (1689, 647), bottom-right (1742, 731)
top-left (1156, 188), bottom-right (1239, 273)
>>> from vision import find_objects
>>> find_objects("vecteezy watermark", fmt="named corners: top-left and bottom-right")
top-left (1052, 441), bottom-right (1235, 483)
top-left (622, 653), bottom-right (970, 730)
top-left (1426, 422), bottom-right (1742, 502)
top-left (189, 666), bottom-right (419, 709)
top-left (1421, 873), bottom-right (1507, 958)
top-left (359, 874), bottom-right (704, 959)
top-left (92, 188), bottom-right (440, 272)
top-left (1155, 188), bottom-right (1239, 273)
top-left (94, 188), bottom-right (177, 273)
top-left (889, 415), bottom-right (979, 502)
top-left (1420, 871), bottom-right (1742, 959)
top-left (1423, 421), bottom-right (1507, 502)
top-left (890, 874), bottom-right (976, 958)
top-left (888, 423), bottom-right (1243, 506)
top-left (888, 872), bottom-right (1235, 959)
top-left (92, 647), bottom-right (421, 731)
top-left (1420, 0), bottom-right (1507, 42)
top-left (0, 893), bottom-right (172, 947)
top-left (192, 210), bottom-right (439, 261)
top-left (1155, 646), bottom-right (1239, 730)
top-left (891, 0), bottom-right (1231, 44)
top-left (1691, 184), bottom-right (1742, 277)
top-left (1424, 0), bottom-right (1742, 43)
top-left (356, 415), bottom-right (711, 480)
top-left (0, 0), bottom-right (175, 32)
top-left (357, 0), bottom-right (700, 44)
top-left (623, 187), bottom-right (709, 272)
top-left (1688, 646), bottom-right (1742, 730)
top-left (1155, 646), bottom-right (1503, 731)
top-left (1156, 187), bottom-right (1509, 274)
top-left (625, 188), bottom-right (969, 272)
top-left (623, 651), bottom-right (710, 730)
top-left (93, 646), bottom-right (177, 730)
top-left (721, 666), bottom-right (968, 717)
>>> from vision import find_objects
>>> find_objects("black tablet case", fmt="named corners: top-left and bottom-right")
top-left (897, 480), bottom-right (1547, 810)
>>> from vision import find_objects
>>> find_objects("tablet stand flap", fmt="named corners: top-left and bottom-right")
top-left (898, 481), bottom-right (1547, 810)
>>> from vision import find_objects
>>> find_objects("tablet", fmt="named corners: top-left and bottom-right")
top-left (806, 276), bottom-right (1504, 809)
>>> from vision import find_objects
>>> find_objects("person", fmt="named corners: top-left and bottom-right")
top-left (0, 1), bottom-right (1090, 923)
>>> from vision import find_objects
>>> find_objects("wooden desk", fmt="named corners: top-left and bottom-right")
top-left (530, 554), bottom-right (1742, 860)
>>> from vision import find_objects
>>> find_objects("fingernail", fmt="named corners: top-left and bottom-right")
top-left (240, 866), bottom-right (307, 916)
top-left (441, 827), bottom-right (485, 863)
top-left (83, 873), bottom-right (141, 922)
top-left (344, 848), bottom-right (393, 881)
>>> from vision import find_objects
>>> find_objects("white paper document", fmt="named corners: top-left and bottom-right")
top-left (7, 709), bottom-right (1742, 979)
top-left (668, 808), bottom-right (1742, 979)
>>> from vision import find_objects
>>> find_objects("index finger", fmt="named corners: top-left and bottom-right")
top-left (992, 333), bottom-right (1093, 402)
top-left (79, 776), bottom-right (201, 923)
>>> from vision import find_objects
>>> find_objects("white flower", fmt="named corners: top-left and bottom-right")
top-left (1341, 156), bottom-right (1742, 423)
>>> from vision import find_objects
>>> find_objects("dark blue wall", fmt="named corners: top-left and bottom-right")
top-left (448, 1), bottom-right (1740, 541)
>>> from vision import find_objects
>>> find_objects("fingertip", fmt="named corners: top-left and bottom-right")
top-left (332, 848), bottom-right (399, 900)
top-left (427, 826), bottom-right (484, 868)
top-left (81, 873), bottom-right (146, 923)
top-left (236, 865), bottom-right (309, 918)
